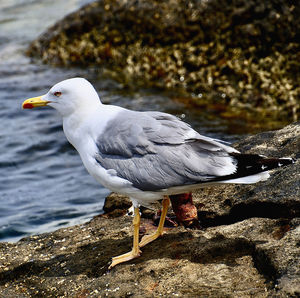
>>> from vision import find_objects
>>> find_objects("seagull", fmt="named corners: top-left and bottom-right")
top-left (22, 78), bottom-right (294, 268)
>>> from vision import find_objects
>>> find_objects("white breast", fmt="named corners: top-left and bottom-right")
top-left (62, 106), bottom-right (136, 194)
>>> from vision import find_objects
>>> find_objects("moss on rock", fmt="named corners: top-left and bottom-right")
top-left (28, 0), bottom-right (300, 122)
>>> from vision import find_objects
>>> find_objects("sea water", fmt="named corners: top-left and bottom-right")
top-left (0, 0), bottom-right (240, 242)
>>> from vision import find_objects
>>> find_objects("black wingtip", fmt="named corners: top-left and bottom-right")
top-left (227, 153), bottom-right (295, 179)
top-left (203, 154), bottom-right (295, 184)
top-left (277, 157), bottom-right (295, 167)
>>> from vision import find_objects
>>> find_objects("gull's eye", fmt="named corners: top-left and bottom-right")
top-left (54, 91), bottom-right (62, 97)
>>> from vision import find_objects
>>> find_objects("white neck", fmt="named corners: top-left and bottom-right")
top-left (62, 104), bottom-right (124, 154)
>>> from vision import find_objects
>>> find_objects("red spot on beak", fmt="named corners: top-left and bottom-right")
top-left (23, 103), bottom-right (34, 109)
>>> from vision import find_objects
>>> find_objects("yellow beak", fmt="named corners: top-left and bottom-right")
top-left (22, 95), bottom-right (49, 109)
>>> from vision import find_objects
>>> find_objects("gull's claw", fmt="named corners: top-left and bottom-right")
top-left (109, 249), bottom-right (142, 269)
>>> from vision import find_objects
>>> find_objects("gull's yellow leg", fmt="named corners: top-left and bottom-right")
top-left (139, 196), bottom-right (170, 248)
top-left (109, 207), bottom-right (141, 269)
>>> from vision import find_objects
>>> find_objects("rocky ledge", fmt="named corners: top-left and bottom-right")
top-left (0, 122), bottom-right (299, 297)
top-left (27, 0), bottom-right (300, 123)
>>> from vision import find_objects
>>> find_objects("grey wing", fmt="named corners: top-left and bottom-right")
top-left (96, 110), bottom-right (190, 156)
top-left (95, 109), bottom-right (238, 191)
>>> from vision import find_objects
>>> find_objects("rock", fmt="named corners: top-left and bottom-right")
top-left (193, 121), bottom-right (300, 226)
top-left (27, 0), bottom-right (300, 123)
top-left (102, 192), bottom-right (131, 217)
top-left (0, 123), bottom-right (299, 296)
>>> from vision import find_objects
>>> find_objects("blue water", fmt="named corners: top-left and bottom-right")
top-left (0, 0), bottom-right (242, 242)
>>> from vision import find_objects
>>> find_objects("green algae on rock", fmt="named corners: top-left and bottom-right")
top-left (27, 0), bottom-right (300, 123)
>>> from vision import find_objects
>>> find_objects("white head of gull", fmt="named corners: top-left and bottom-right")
top-left (22, 77), bottom-right (294, 268)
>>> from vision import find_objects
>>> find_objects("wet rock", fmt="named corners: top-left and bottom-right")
top-left (0, 123), bottom-right (299, 296)
top-left (27, 0), bottom-right (300, 123)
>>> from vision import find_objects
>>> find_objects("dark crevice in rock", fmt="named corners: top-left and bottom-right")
top-left (252, 246), bottom-right (280, 288)
top-left (0, 261), bottom-right (45, 285)
top-left (198, 201), bottom-right (300, 228)
top-left (0, 239), bottom-right (115, 285)
top-left (190, 234), bottom-right (256, 264)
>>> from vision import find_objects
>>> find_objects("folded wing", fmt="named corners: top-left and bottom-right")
top-left (95, 110), bottom-right (239, 191)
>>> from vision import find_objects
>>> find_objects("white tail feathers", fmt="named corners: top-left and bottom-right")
top-left (218, 171), bottom-right (270, 184)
